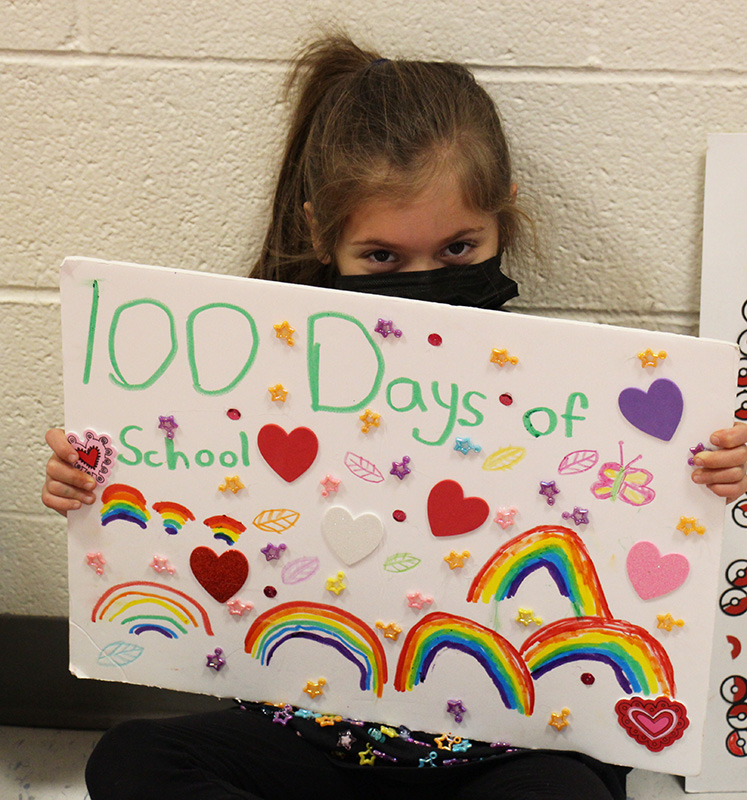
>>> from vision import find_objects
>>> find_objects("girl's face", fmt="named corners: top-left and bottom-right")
top-left (333, 173), bottom-right (500, 276)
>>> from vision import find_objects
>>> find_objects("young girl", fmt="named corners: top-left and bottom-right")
top-left (43, 34), bottom-right (747, 800)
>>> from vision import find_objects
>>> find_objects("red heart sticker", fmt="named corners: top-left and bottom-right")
top-left (257, 424), bottom-right (319, 483)
top-left (615, 696), bottom-right (689, 752)
top-left (190, 546), bottom-right (249, 603)
top-left (427, 479), bottom-right (490, 537)
top-left (77, 446), bottom-right (100, 469)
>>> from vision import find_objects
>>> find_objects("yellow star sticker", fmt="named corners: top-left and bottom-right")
top-left (268, 383), bottom-right (288, 402)
top-left (359, 409), bottom-right (381, 433)
top-left (325, 571), bottom-right (346, 595)
top-left (219, 475), bottom-right (245, 494)
top-left (637, 348), bottom-right (667, 367)
top-left (358, 744), bottom-right (376, 765)
top-left (676, 516), bottom-right (706, 536)
top-left (376, 621), bottom-right (403, 640)
top-left (434, 733), bottom-right (462, 751)
top-left (516, 608), bottom-right (542, 627)
top-left (444, 550), bottom-right (470, 570)
top-left (379, 726), bottom-right (398, 738)
top-left (657, 613), bottom-right (685, 632)
top-left (302, 678), bottom-right (326, 698)
top-left (273, 320), bottom-right (295, 346)
top-left (548, 708), bottom-right (570, 731)
top-left (490, 348), bottom-right (519, 366)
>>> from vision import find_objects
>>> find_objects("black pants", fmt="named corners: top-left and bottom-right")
top-left (86, 708), bottom-right (628, 799)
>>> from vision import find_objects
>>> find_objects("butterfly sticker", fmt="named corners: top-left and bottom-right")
top-left (590, 441), bottom-right (655, 506)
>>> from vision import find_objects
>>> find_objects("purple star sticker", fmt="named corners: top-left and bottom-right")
top-left (390, 456), bottom-right (411, 480)
top-left (539, 480), bottom-right (560, 505)
top-left (374, 318), bottom-right (402, 338)
top-left (260, 542), bottom-right (287, 561)
top-left (447, 699), bottom-right (467, 723)
top-left (273, 704), bottom-right (294, 726)
top-left (688, 442), bottom-right (711, 466)
top-left (206, 648), bottom-right (226, 671)
top-left (562, 506), bottom-right (589, 526)
top-left (158, 415), bottom-right (179, 439)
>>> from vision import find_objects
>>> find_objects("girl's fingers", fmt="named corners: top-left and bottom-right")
top-left (692, 466), bottom-right (746, 487)
top-left (45, 427), bottom-right (78, 464)
top-left (46, 456), bottom-right (97, 492)
top-left (695, 445), bottom-right (747, 470)
top-left (710, 422), bottom-right (747, 449)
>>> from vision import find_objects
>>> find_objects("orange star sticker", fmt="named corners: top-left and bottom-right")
top-left (637, 348), bottom-right (667, 367)
top-left (656, 613), bottom-right (685, 632)
top-left (490, 348), bottom-right (519, 366)
top-left (376, 621), bottom-right (402, 640)
top-left (303, 678), bottom-right (326, 698)
top-left (219, 475), bottom-right (245, 494)
top-left (444, 550), bottom-right (470, 570)
top-left (676, 516), bottom-right (705, 536)
top-left (359, 409), bottom-right (381, 433)
top-left (273, 320), bottom-right (295, 346)
top-left (434, 733), bottom-right (462, 751)
top-left (548, 708), bottom-right (570, 731)
top-left (268, 383), bottom-right (288, 402)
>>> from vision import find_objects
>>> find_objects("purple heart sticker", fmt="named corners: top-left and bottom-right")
top-left (618, 379), bottom-right (683, 441)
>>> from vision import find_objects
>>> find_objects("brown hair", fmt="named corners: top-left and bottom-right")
top-left (251, 34), bottom-right (525, 285)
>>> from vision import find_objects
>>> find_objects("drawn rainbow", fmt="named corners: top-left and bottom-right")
top-left (203, 514), bottom-right (246, 546)
top-left (467, 525), bottom-right (612, 619)
top-left (394, 612), bottom-right (534, 715)
top-left (520, 616), bottom-right (675, 697)
top-left (100, 484), bottom-right (150, 529)
top-left (92, 581), bottom-right (214, 639)
top-left (245, 602), bottom-right (388, 697)
top-left (152, 501), bottom-right (195, 535)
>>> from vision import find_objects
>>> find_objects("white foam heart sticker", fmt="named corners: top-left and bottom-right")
top-left (321, 506), bottom-right (384, 565)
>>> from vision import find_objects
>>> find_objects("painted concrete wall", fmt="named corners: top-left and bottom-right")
top-left (2, 0), bottom-right (746, 615)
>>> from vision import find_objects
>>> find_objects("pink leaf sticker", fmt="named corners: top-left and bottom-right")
top-left (626, 541), bottom-right (689, 600)
top-left (558, 449), bottom-right (599, 475)
top-left (344, 452), bottom-right (385, 483)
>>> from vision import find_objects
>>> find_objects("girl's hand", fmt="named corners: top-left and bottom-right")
top-left (691, 423), bottom-right (747, 503)
top-left (41, 428), bottom-right (97, 516)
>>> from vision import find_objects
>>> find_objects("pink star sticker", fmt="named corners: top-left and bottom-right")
top-left (320, 474), bottom-right (341, 497)
top-left (226, 598), bottom-right (253, 616)
top-left (493, 506), bottom-right (518, 529)
top-left (406, 591), bottom-right (434, 609)
top-left (150, 555), bottom-right (176, 575)
top-left (86, 552), bottom-right (106, 575)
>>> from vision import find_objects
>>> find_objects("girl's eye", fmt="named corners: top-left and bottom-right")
top-left (445, 241), bottom-right (471, 257)
top-left (369, 250), bottom-right (395, 263)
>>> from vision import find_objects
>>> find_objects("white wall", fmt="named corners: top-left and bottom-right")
top-left (2, 0), bottom-right (746, 615)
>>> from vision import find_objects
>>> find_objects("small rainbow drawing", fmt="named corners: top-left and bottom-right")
top-left (467, 525), bottom-right (612, 619)
top-left (92, 581), bottom-right (214, 639)
top-left (245, 602), bottom-right (388, 697)
top-left (100, 484), bottom-right (150, 528)
top-left (152, 501), bottom-right (195, 535)
top-left (520, 616), bottom-right (675, 697)
top-left (394, 612), bottom-right (534, 715)
top-left (203, 515), bottom-right (246, 546)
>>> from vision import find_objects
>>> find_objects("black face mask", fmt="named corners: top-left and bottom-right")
top-left (332, 254), bottom-right (518, 311)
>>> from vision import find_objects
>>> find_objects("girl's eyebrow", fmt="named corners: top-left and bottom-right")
top-left (351, 227), bottom-right (487, 249)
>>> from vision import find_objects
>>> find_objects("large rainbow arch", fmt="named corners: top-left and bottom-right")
top-left (245, 602), bottom-right (388, 697)
top-left (467, 525), bottom-right (612, 619)
top-left (394, 612), bottom-right (534, 715)
top-left (520, 616), bottom-right (676, 697)
top-left (92, 581), bottom-right (214, 638)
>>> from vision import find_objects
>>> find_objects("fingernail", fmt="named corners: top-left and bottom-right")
top-left (86, 478), bottom-right (96, 489)
top-left (693, 457), bottom-right (704, 467)
top-left (711, 434), bottom-right (722, 447)
top-left (67, 453), bottom-right (79, 464)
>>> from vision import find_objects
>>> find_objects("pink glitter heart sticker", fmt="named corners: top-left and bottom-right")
top-left (67, 429), bottom-right (116, 485)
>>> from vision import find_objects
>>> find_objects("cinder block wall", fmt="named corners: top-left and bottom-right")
top-left (2, 0), bottom-right (746, 616)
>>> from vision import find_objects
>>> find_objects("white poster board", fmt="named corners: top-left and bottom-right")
top-left (62, 256), bottom-right (736, 775)
top-left (687, 133), bottom-right (747, 793)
